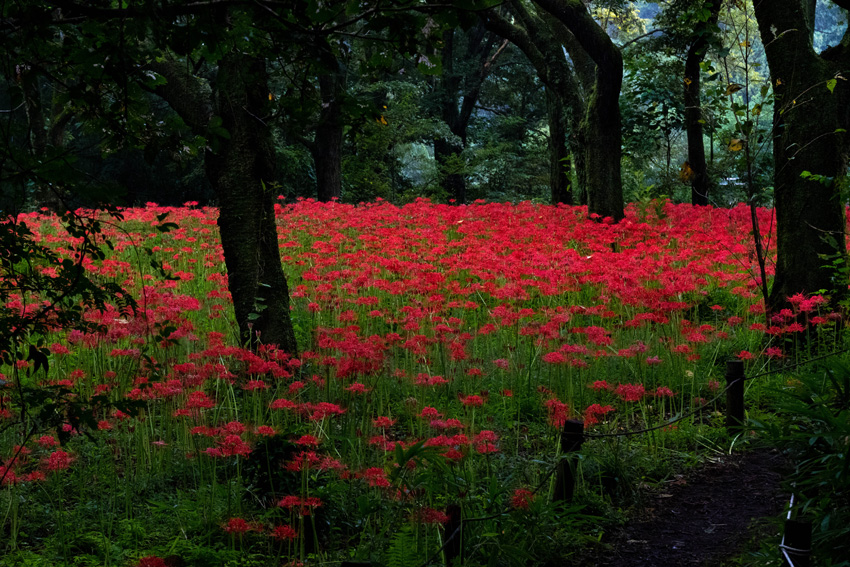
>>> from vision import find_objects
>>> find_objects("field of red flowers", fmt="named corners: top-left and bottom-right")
top-left (0, 199), bottom-right (838, 566)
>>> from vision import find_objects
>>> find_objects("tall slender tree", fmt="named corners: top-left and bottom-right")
top-left (682, 0), bottom-right (722, 206)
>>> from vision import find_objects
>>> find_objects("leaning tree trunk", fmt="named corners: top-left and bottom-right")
top-left (535, 0), bottom-right (624, 221)
top-left (208, 54), bottom-right (298, 352)
top-left (482, 2), bottom-right (585, 205)
top-left (546, 89), bottom-right (572, 204)
top-left (753, 0), bottom-right (850, 309)
top-left (312, 72), bottom-right (343, 202)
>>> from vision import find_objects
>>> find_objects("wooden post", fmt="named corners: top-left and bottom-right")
top-left (725, 359), bottom-right (745, 433)
top-left (782, 519), bottom-right (812, 567)
top-left (553, 419), bottom-right (585, 502)
top-left (442, 503), bottom-right (462, 566)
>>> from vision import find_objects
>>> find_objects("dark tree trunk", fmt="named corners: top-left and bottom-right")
top-left (208, 54), bottom-right (298, 352)
top-left (683, 0), bottom-right (720, 207)
top-left (535, 0), bottom-right (624, 221)
top-left (482, 3), bottom-right (585, 203)
top-left (684, 45), bottom-right (709, 206)
top-left (546, 88), bottom-right (571, 204)
top-left (753, 0), bottom-right (850, 308)
top-left (312, 73), bottom-right (344, 202)
top-left (435, 28), bottom-right (467, 203)
top-left (581, 64), bottom-right (623, 221)
top-left (151, 55), bottom-right (298, 354)
top-left (433, 25), bottom-right (506, 204)
top-left (433, 137), bottom-right (467, 203)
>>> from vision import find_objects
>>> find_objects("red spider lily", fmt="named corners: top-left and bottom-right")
top-left (417, 508), bottom-right (449, 524)
top-left (223, 517), bottom-right (253, 534)
top-left (614, 383), bottom-right (646, 402)
top-left (373, 416), bottom-right (395, 428)
top-left (137, 557), bottom-right (168, 567)
top-left (584, 404), bottom-right (616, 426)
top-left (420, 407), bottom-right (442, 419)
top-left (360, 467), bottom-right (391, 487)
top-left (511, 488), bottom-right (534, 510)
top-left (460, 394), bottom-right (484, 407)
top-left (654, 386), bottom-right (675, 398)
top-left (278, 495), bottom-right (322, 515)
top-left (255, 425), bottom-right (276, 436)
top-left (35, 435), bottom-right (57, 448)
top-left (270, 524), bottom-right (298, 540)
top-left (294, 435), bottom-right (321, 447)
top-left (43, 450), bottom-right (73, 472)
top-left (544, 398), bottom-right (570, 427)
top-left (222, 421), bottom-right (246, 435)
top-left (217, 435), bottom-right (251, 458)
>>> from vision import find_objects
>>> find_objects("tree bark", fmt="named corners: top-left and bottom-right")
top-left (152, 55), bottom-right (298, 353)
top-left (683, 0), bottom-right (720, 207)
top-left (435, 28), bottom-right (468, 203)
top-left (546, 88), bottom-right (571, 204)
top-left (311, 72), bottom-right (344, 202)
top-left (534, 0), bottom-right (624, 221)
top-left (753, 1), bottom-right (850, 308)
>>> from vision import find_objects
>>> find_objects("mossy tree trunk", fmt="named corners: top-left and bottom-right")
top-left (753, 0), bottom-right (850, 308)
top-left (535, 0), bottom-right (624, 221)
top-left (152, 54), bottom-right (298, 353)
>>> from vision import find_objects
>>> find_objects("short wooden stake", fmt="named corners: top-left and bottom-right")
top-left (553, 419), bottom-right (585, 502)
top-left (442, 503), bottom-right (462, 566)
top-left (725, 359), bottom-right (745, 433)
top-left (782, 519), bottom-right (812, 567)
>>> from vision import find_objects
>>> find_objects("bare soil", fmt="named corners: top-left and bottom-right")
top-left (595, 449), bottom-right (788, 567)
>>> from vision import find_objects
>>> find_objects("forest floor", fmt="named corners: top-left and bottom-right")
top-left (593, 448), bottom-right (789, 567)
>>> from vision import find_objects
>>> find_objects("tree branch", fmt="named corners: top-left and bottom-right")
top-left (145, 59), bottom-right (214, 135)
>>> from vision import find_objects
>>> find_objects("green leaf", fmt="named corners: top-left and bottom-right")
top-left (827, 79), bottom-right (837, 93)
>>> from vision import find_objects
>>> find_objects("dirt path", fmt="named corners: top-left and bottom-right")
top-left (596, 449), bottom-right (788, 567)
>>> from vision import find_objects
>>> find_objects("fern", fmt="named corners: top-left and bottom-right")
top-left (386, 523), bottom-right (417, 567)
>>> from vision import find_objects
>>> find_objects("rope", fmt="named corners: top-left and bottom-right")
top-left (745, 346), bottom-right (850, 381)
top-left (417, 349), bottom-right (847, 566)
top-left (583, 378), bottom-right (737, 439)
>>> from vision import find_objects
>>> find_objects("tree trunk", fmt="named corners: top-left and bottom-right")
top-left (433, 137), bottom-right (466, 203)
top-left (311, 72), bottom-right (343, 202)
top-left (684, 43), bottom-right (709, 206)
top-left (207, 54), bottom-right (298, 352)
top-left (535, 0), bottom-right (624, 221)
top-left (546, 88), bottom-right (571, 204)
top-left (581, 63), bottom-right (623, 221)
top-left (433, 25), bottom-right (506, 204)
top-left (753, 1), bottom-right (850, 308)
top-left (684, 0), bottom-right (720, 207)
top-left (482, 2), bottom-right (586, 202)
